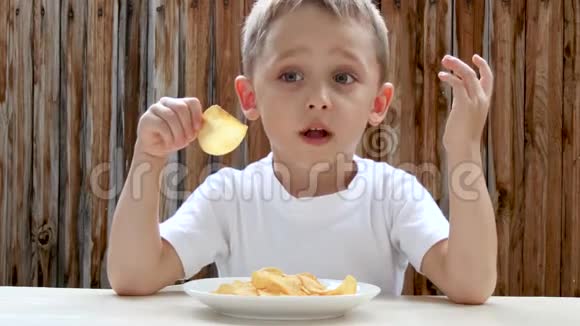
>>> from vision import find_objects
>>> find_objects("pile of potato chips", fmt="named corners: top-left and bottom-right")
top-left (197, 105), bottom-right (248, 156)
top-left (213, 267), bottom-right (358, 296)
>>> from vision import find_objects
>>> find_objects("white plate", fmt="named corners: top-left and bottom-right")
top-left (183, 277), bottom-right (381, 321)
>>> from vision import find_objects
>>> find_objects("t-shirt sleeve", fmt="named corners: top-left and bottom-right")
top-left (387, 171), bottom-right (449, 274)
top-left (159, 171), bottom-right (230, 280)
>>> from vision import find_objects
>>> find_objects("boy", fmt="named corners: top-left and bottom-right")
top-left (107, 0), bottom-right (497, 304)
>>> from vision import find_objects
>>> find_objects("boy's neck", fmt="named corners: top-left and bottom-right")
top-left (272, 152), bottom-right (358, 198)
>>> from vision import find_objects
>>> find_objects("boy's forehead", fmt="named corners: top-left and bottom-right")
top-left (261, 5), bottom-right (375, 60)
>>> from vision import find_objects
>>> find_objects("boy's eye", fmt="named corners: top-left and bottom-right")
top-left (334, 72), bottom-right (355, 84)
top-left (280, 72), bottom-right (304, 82)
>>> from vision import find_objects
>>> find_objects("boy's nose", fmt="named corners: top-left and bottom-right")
top-left (308, 104), bottom-right (328, 110)
top-left (307, 87), bottom-right (331, 110)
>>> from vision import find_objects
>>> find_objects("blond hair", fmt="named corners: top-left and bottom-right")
top-left (241, 0), bottom-right (390, 84)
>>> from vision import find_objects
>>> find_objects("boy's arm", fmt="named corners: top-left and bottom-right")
top-left (107, 97), bottom-right (203, 295)
top-left (421, 147), bottom-right (497, 304)
top-left (421, 54), bottom-right (497, 304)
top-left (107, 151), bottom-right (184, 295)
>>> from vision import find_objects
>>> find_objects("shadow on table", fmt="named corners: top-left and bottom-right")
top-left (188, 306), bottom-right (377, 326)
top-left (393, 295), bottom-right (463, 305)
top-left (185, 295), bottom-right (471, 325)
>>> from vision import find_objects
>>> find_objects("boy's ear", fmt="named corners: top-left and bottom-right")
top-left (235, 75), bottom-right (260, 121)
top-left (369, 82), bottom-right (394, 127)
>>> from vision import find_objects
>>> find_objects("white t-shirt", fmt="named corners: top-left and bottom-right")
top-left (159, 152), bottom-right (449, 295)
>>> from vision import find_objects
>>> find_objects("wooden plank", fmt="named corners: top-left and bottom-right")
top-left (523, 0), bottom-right (563, 297)
top-left (30, 0), bottom-right (60, 287)
top-left (117, 0), bottom-right (148, 173)
top-left (147, 0), bottom-right (180, 221)
top-left (562, 0), bottom-right (580, 298)
top-left (86, 0), bottom-right (115, 288)
top-left (181, 0), bottom-right (215, 279)
top-left (509, 0), bottom-right (526, 298)
top-left (489, 0), bottom-right (526, 297)
top-left (0, 0), bottom-right (7, 110)
top-left (0, 0), bottom-right (10, 286)
top-left (7, 0), bottom-right (34, 286)
top-left (58, 0), bottom-right (86, 288)
top-left (541, 0), bottom-right (564, 297)
top-left (381, 0), bottom-right (420, 295)
top-left (214, 0), bottom-right (246, 169)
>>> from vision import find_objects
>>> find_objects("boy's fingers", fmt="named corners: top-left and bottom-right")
top-left (160, 97), bottom-right (193, 142)
top-left (149, 104), bottom-right (176, 145)
top-left (150, 115), bottom-right (173, 147)
top-left (438, 72), bottom-right (469, 101)
top-left (473, 54), bottom-right (494, 97)
top-left (151, 103), bottom-right (184, 145)
top-left (183, 97), bottom-right (203, 130)
top-left (442, 55), bottom-right (480, 98)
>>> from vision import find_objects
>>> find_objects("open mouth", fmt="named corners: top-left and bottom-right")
top-left (299, 124), bottom-right (333, 145)
top-left (301, 128), bottom-right (331, 139)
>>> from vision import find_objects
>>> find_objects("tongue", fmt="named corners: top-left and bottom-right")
top-left (304, 130), bottom-right (327, 138)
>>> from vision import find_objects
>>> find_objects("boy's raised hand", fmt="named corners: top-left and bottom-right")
top-left (438, 54), bottom-right (494, 153)
top-left (136, 97), bottom-right (204, 159)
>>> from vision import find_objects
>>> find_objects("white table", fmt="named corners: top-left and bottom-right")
top-left (1, 285), bottom-right (579, 325)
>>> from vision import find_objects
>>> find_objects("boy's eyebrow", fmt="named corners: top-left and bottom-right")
top-left (330, 47), bottom-right (365, 67)
top-left (273, 46), bottom-right (365, 67)
top-left (274, 46), bottom-right (311, 61)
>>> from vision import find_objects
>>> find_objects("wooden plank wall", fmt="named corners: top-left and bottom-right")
top-left (0, 0), bottom-right (10, 285)
top-left (31, 0), bottom-right (60, 287)
top-left (523, 0), bottom-right (564, 297)
top-left (7, 0), bottom-right (34, 286)
top-left (489, 0), bottom-right (526, 296)
top-left (0, 0), bottom-right (579, 297)
top-left (59, 0), bottom-right (86, 288)
top-left (562, 0), bottom-right (580, 298)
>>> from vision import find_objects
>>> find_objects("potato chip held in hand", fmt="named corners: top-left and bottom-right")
top-left (197, 105), bottom-right (248, 156)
